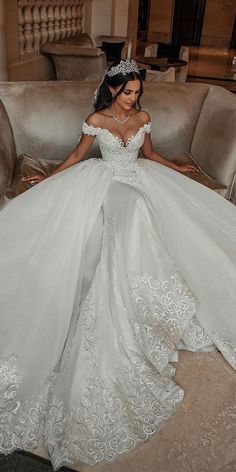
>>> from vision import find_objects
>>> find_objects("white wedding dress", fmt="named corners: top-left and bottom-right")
top-left (0, 121), bottom-right (236, 471)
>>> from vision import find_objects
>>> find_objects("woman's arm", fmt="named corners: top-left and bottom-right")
top-left (141, 133), bottom-right (198, 174)
top-left (50, 133), bottom-right (95, 175)
top-left (22, 132), bottom-right (95, 183)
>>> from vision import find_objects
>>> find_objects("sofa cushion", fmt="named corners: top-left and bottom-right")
top-left (92, 35), bottom-right (129, 58)
top-left (101, 41), bottom-right (125, 62)
top-left (0, 152), bottom-right (226, 209)
top-left (157, 42), bottom-right (181, 59)
top-left (0, 154), bottom-right (61, 206)
top-left (171, 153), bottom-right (227, 196)
top-left (0, 100), bottom-right (17, 194)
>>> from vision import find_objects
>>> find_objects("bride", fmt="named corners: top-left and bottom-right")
top-left (0, 59), bottom-right (236, 471)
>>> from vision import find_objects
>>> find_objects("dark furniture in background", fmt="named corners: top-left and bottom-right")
top-left (171, 0), bottom-right (206, 46)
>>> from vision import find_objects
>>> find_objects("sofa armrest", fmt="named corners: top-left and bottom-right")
top-left (125, 39), bottom-right (132, 60)
top-left (228, 172), bottom-right (236, 204)
top-left (176, 46), bottom-right (189, 82)
top-left (146, 67), bottom-right (176, 82)
top-left (179, 46), bottom-right (189, 62)
top-left (144, 44), bottom-right (157, 57)
top-left (0, 100), bottom-right (17, 194)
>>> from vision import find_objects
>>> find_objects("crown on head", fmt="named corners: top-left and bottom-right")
top-left (106, 59), bottom-right (140, 77)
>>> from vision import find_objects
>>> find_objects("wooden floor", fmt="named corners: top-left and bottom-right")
top-left (136, 42), bottom-right (236, 92)
top-left (187, 46), bottom-right (236, 92)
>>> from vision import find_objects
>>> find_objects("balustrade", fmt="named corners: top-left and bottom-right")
top-left (17, 1), bottom-right (85, 57)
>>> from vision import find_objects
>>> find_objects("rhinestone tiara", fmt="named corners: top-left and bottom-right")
top-left (106, 59), bottom-right (140, 77)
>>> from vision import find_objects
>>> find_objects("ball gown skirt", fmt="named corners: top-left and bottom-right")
top-left (0, 122), bottom-right (235, 470)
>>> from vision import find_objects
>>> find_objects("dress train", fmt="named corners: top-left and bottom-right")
top-left (0, 121), bottom-right (235, 470)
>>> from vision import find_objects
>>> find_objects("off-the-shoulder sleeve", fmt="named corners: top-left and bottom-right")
top-left (82, 121), bottom-right (100, 136)
top-left (143, 121), bottom-right (152, 134)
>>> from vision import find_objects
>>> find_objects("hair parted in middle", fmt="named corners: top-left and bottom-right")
top-left (94, 61), bottom-right (143, 112)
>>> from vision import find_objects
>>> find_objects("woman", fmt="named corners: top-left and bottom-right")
top-left (0, 60), bottom-right (235, 471)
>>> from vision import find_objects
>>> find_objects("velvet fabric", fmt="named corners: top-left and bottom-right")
top-left (40, 34), bottom-right (132, 80)
top-left (157, 42), bottom-right (181, 59)
top-left (0, 154), bottom-right (60, 207)
top-left (91, 35), bottom-right (132, 61)
top-left (145, 67), bottom-right (176, 82)
top-left (41, 33), bottom-right (94, 51)
top-left (171, 153), bottom-right (227, 196)
top-left (40, 35), bottom-right (106, 80)
top-left (142, 83), bottom-right (210, 156)
top-left (41, 43), bottom-right (103, 57)
top-left (0, 101), bottom-right (16, 193)
top-left (0, 81), bottom-right (235, 207)
top-left (191, 86), bottom-right (236, 200)
top-left (101, 41), bottom-right (125, 62)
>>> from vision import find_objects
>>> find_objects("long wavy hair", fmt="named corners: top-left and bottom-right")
top-left (94, 62), bottom-right (143, 112)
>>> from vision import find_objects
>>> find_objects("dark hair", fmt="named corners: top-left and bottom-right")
top-left (94, 62), bottom-right (143, 112)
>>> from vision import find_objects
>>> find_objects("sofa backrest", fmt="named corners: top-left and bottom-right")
top-left (0, 81), bottom-right (211, 160)
top-left (191, 85), bottom-right (236, 191)
top-left (0, 81), bottom-right (235, 190)
top-left (0, 82), bottom-right (96, 161)
top-left (141, 82), bottom-right (210, 156)
top-left (62, 33), bottom-right (94, 47)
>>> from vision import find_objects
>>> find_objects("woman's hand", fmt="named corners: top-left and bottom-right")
top-left (176, 163), bottom-right (199, 174)
top-left (141, 134), bottom-right (200, 174)
top-left (21, 174), bottom-right (47, 185)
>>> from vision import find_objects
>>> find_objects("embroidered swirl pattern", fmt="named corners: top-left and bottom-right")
top-left (0, 120), bottom-right (235, 471)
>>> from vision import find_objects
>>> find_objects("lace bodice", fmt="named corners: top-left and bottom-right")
top-left (82, 121), bottom-right (151, 180)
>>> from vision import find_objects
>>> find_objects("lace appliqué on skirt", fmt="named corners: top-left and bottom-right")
top-left (0, 353), bottom-right (183, 470)
top-left (212, 332), bottom-right (236, 369)
top-left (128, 272), bottom-right (217, 369)
top-left (1, 275), bottom-right (235, 470)
top-left (128, 272), bottom-right (197, 369)
top-left (0, 356), bottom-right (57, 454)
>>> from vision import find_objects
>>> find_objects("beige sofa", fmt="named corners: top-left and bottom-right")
top-left (40, 33), bottom-right (132, 80)
top-left (40, 33), bottom-right (106, 80)
top-left (0, 81), bottom-right (236, 208)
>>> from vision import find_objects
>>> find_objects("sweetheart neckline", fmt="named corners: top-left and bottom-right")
top-left (83, 121), bottom-right (151, 148)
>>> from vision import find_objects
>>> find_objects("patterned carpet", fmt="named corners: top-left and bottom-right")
top-left (1, 351), bottom-right (236, 472)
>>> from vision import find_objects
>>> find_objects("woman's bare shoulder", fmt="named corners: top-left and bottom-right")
top-left (85, 112), bottom-right (102, 127)
top-left (134, 109), bottom-right (151, 125)
top-left (85, 109), bottom-right (110, 128)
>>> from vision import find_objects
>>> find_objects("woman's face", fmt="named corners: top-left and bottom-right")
top-left (111, 79), bottom-right (141, 111)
